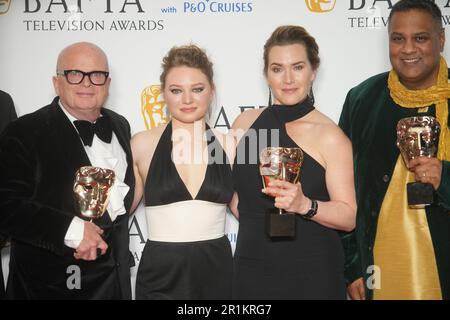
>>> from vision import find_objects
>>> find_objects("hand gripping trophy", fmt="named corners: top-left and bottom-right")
top-left (396, 116), bottom-right (440, 208)
top-left (259, 147), bottom-right (303, 238)
top-left (73, 166), bottom-right (116, 221)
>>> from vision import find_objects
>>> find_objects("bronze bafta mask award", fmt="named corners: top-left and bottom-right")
top-left (73, 166), bottom-right (115, 220)
top-left (396, 116), bottom-right (440, 208)
top-left (260, 147), bottom-right (303, 238)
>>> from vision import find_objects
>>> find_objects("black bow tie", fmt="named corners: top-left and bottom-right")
top-left (73, 116), bottom-right (113, 147)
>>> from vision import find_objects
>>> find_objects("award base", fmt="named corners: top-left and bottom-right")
top-left (266, 209), bottom-right (296, 238)
top-left (407, 182), bottom-right (434, 208)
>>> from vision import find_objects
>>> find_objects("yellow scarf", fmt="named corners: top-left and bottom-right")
top-left (388, 56), bottom-right (450, 161)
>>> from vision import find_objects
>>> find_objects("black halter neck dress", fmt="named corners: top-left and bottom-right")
top-left (232, 99), bottom-right (346, 299)
top-left (136, 122), bottom-right (233, 300)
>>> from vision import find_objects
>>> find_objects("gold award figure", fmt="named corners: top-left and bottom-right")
top-left (260, 147), bottom-right (303, 238)
top-left (305, 0), bottom-right (336, 13)
top-left (73, 166), bottom-right (116, 220)
top-left (141, 84), bottom-right (170, 129)
top-left (396, 116), bottom-right (440, 207)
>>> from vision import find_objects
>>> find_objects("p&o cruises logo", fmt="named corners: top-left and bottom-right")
top-left (305, 0), bottom-right (336, 13)
top-left (0, 0), bottom-right (11, 15)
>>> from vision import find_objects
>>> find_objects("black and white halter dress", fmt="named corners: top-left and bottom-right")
top-left (135, 122), bottom-right (233, 300)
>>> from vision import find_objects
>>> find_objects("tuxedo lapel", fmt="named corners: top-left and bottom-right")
top-left (48, 97), bottom-right (91, 170)
top-left (46, 98), bottom-right (94, 224)
top-left (102, 109), bottom-right (134, 212)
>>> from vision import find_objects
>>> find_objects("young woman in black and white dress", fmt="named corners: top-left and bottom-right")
top-left (131, 45), bottom-right (233, 300)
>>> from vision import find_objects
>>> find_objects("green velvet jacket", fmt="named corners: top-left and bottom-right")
top-left (339, 72), bottom-right (450, 300)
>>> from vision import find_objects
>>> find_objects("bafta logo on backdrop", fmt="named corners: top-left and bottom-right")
top-left (0, 0), bottom-right (11, 15)
top-left (305, 0), bottom-right (336, 13)
top-left (141, 84), bottom-right (170, 129)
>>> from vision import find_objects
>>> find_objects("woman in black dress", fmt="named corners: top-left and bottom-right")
top-left (131, 45), bottom-right (233, 300)
top-left (231, 25), bottom-right (357, 299)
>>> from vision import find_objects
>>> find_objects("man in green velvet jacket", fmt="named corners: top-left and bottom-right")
top-left (339, 0), bottom-right (449, 300)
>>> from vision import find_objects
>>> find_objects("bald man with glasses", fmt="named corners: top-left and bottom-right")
top-left (0, 42), bottom-right (135, 299)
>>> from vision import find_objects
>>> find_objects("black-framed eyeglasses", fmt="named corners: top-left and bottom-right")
top-left (56, 69), bottom-right (109, 86)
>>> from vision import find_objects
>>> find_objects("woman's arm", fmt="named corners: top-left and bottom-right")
top-left (129, 125), bottom-right (167, 214)
top-left (228, 192), bottom-right (239, 219)
top-left (264, 124), bottom-right (357, 232)
top-left (226, 108), bottom-right (266, 219)
top-left (130, 133), bottom-right (144, 214)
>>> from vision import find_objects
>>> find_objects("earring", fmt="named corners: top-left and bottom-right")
top-left (268, 87), bottom-right (272, 107)
top-left (308, 89), bottom-right (315, 105)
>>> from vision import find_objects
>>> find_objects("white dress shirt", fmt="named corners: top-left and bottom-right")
top-left (60, 103), bottom-right (130, 249)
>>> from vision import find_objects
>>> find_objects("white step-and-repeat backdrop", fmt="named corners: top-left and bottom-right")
top-left (1, 0), bottom-right (450, 297)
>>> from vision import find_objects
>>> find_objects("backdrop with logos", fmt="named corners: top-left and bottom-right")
top-left (1, 0), bottom-right (450, 297)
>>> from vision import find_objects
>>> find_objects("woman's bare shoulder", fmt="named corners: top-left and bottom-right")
top-left (310, 110), bottom-right (350, 149)
top-left (131, 124), bottom-right (167, 159)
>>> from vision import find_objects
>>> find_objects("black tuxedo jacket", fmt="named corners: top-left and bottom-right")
top-left (0, 97), bottom-right (135, 299)
top-left (0, 90), bottom-right (17, 300)
top-left (0, 90), bottom-right (17, 134)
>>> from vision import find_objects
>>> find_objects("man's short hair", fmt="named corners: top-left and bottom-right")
top-left (388, 0), bottom-right (443, 29)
